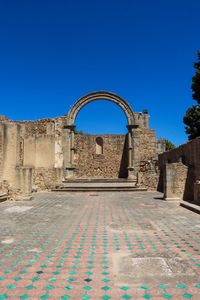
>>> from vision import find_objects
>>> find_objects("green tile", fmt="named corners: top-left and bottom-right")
top-left (67, 278), bottom-right (75, 282)
top-left (27, 285), bottom-right (36, 290)
top-left (158, 285), bottom-right (167, 290)
top-left (40, 295), bottom-right (50, 300)
top-left (7, 285), bottom-right (16, 290)
top-left (101, 286), bottom-right (110, 291)
top-left (143, 295), bottom-right (151, 299)
top-left (182, 294), bottom-right (193, 299)
top-left (3, 270), bottom-right (11, 274)
top-left (20, 295), bottom-right (29, 300)
top-left (102, 271), bottom-right (109, 275)
top-left (102, 278), bottom-right (110, 283)
top-left (120, 286), bottom-right (129, 291)
top-left (20, 270), bottom-right (27, 274)
top-left (102, 296), bottom-right (111, 300)
top-left (85, 271), bottom-right (93, 276)
top-left (81, 296), bottom-right (90, 300)
top-left (0, 295), bottom-right (9, 300)
top-left (121, 295), bottom-right (132, 300)
top-left (14, 276), bottom-right (22, 281)
top-left (162, 294), bottom-right (173, 299)
top-left (45, 285), bottom-right (54, 290)
top-left (176, 284), bottom-right (186, 289)
top-left (32, 277), bottom-right (40, 282)
top-left (60, 296), bottom-right (71, 300)
top-left (49, 278), bottom-right (57, 283)
top-left (84, 278), bottom-right (92, 283)
top-left (83, 286), bottom-right (92, 291)
top-left (64, 286), bottom-right (73, 290)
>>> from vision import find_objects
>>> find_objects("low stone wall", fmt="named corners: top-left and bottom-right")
top-left (138, 159), bottom-right (159, 190)
top-left (158, 138), bottom-right (200, 203)
top-left (33, 167), bottom-right (63, 190)
top-left (163, 162), bottom-right (188, 200)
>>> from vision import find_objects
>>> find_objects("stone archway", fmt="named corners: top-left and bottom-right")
top-left (64, 91), bottom-right (138, 179)
top-left (67, 91), bottom-right (135, 125)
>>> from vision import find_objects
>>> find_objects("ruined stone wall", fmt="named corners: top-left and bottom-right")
top-left (33, 167), bottom-right (63, 190)
top-left (158, 138), bottom-right (200, 203)
top-left (74, 134), bottom-right (128, 178)
top-left (138, 129), bottom-right (157, 161)
top-left (0, 117), bottom-right (65, 196)
top-left (164, 162), bottom-right (188, 200)
top-left (20, 117), bottom-right (64, 190)
top-left (0, 108), bottom-right (162, 194)
top-left (135, 128), bottom-right (159, 190)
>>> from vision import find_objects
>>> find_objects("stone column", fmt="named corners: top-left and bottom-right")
top-left (194, 179), bottom-right (200, 205)
top-left (126, 124), bottom-right (139, 180)
top-left (63, 124), bottom-right (76, 179)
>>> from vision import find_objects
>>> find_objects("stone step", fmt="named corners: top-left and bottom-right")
top-left (53, 179), bottom-right (147, 192)
top-left (52, 182), bottom-right (147, 192)
top-left (0, 193), bottom-right (8, 202)
top-left (63, 178), bottom-right (136, 183)
top-left (52, 187), bottom-right (147, 192)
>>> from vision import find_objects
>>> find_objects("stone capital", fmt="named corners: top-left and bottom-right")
top-left (126, 124), bottom-right (139, 131)
top-left (63, 124), bottom-right (76, 131)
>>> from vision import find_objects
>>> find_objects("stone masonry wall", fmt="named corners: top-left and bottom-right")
top-left (74, 134), bottom-right (128, 178)
top-left (164, 162), bottom-right (188, 200)
top-left (33, 167), bottom-right (63, 190)
top-left (0, 108), bottom-right (161, 195)
top-left (137, 128), bottom-right (159, 190)
top-left (0, 117), bottom-right (65, 195)
top-left (158, 138), bottom-right (200, 203)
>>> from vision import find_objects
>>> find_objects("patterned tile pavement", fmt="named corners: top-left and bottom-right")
top-left (0, 191), bottom-right (200, 299)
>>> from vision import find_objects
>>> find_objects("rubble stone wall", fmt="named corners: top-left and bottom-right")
top-left (33, 167), bottom-right (63, 190)
top-left (0, 105), bottom-right (162, 196)
top-left (158, 138), bottom-right (200, 203)
top-left (74, 134), bottom-right (128, 178)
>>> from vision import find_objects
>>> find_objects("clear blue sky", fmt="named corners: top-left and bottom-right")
top-left (0, 0), bottom-right (200, 146)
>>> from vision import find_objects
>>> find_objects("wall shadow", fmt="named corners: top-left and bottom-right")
top-left (183, 166), bottom-right (195, 202)
top-left (119, 134), bottom-right (128, 178)
top-left (157, 169), bottom-right (164, 193)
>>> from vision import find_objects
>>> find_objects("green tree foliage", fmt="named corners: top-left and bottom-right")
top-left (183, 105), bottom-right (200, 140)
top-left (165, 139), bottom-right (176, 150)
top-left (191, 51), bottom-right (200, 103)
top-left (183, 51), bottom-right (200, 140)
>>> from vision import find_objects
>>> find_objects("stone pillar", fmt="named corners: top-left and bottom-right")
top-left (16, 167), bottom-right (33, 197)
top-left (163, 162), bottom-right (188, 201)
top-left (63, 124), bottom-right (76, 179)
top-left (194, 179), bottom-right (200, 205)
top-left (126, 125), bottom-right (139, 180)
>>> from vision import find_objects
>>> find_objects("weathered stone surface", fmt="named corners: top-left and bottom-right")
top-left (0, 92), bottom-right (163, 197)
top-left (159, 138), bottom-right (200, 204)
top-left (74, 134), bottom-right (128, 178)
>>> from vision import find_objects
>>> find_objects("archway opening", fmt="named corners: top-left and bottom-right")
top-left (65, 91), bottom-right (134, 180)
top-left (75, 100), bottom-right (127, 134)
top-left (73, 100), bottom-right (128, 179)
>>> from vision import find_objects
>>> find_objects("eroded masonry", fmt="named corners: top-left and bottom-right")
top-left (0, 91), bottom-right (166, 198)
